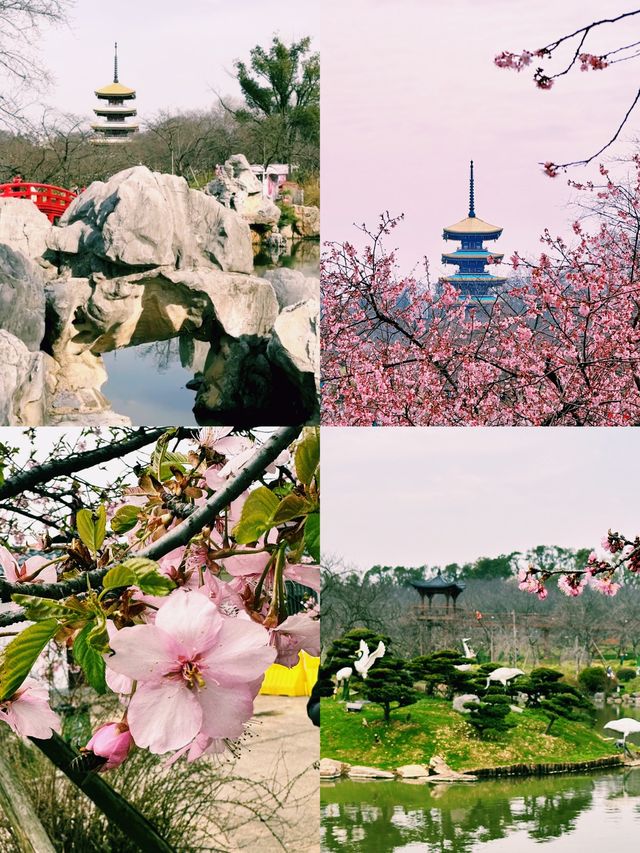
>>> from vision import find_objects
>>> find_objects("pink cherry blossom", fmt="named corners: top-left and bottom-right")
top-left (558, 573), bottom-right (586, 597)
top-left (0, 678), bottom-right (60, 739)
top-left (589, 575), bottom-right (621, 596)
top-left (0, 547), bottom-right (57, 584)
top-left (85, 721), bottom-right (134, 771)
top-left (106, 589), bottom-right (276, 755)
top-left (270, 613), bottom-right (320, 667)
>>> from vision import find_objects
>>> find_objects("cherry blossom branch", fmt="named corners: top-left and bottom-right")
top-left (0, 428), bottom-right (170, 502)
top-left (494, 9), bottom-right (640, 173)
top-left (0, 425), bottom-right (302, 607)
top-left (543, 88), bottom-right (640, 174)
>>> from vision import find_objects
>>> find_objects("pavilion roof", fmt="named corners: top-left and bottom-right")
top-left (410, 575), bottom-right (466, 593)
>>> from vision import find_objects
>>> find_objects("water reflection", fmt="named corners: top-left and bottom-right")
top-left (321, 770), bottom-right (640, 852)
top-left (101, 247), bottom-right (319, 424)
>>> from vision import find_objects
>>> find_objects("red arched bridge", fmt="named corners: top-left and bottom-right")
top-left (0, 177), bottom-right (77, 223)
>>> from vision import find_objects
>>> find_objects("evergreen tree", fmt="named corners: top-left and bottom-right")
top-left (410, 650), bottom-right (475, 698)
top-left (362, 656), bottom-right (419, 723)
top-left (465, 687), bottom-right (514, 738)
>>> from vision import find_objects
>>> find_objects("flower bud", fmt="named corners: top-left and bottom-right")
top-left (85, 721), bottom-right (134, 771)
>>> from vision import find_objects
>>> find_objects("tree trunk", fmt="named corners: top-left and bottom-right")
top-left (384, 702), bottom-right (390, 723)
top-left (0, 751), bottom-right (56, 853)
top-left (30, 734), bottom-right (176, 853)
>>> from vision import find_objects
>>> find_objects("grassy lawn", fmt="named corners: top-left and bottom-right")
top-left (321, 696), bottom-right (619, 772)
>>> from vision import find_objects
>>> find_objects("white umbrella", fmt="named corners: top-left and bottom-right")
top-left (604, 718), bottom-right (640, 742)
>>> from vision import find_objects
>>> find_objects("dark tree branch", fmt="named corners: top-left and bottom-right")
top-left (0, 425), bottom-right (302, 605)
top-left (29, 733), bottom-right (175, 853)
top-left (0, 428), bottom-right (169, 502)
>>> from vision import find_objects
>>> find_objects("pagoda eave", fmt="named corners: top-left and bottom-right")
top-left (94, 108), bottom-right (137, 117)
top-left (443, 229), bottom-right (502, 241)
top-left (441, 276), bottom-right (506, 285)
top-left (442, 252), bottom-right (504, 263)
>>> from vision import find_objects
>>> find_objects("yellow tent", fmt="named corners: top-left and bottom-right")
top-left (260, 652), bottom-right (319, 696)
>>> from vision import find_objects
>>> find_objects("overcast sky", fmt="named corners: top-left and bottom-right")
top-left (322, 0), bottom-right (639, 273)
top-left (31, 0), bottom-right (318, 119)
top-left (321, 428), bottom-right (640, 571)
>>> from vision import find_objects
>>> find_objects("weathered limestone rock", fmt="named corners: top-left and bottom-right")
top-left (320, 758), bottom-right (350, 780)
top-left (452, 694), bottom-right (480, 714)
top-left (46, 268), bottom-right (279, 358)
top-left (348, 765), bottom-right (395, 780)
top-left (52, 166), bottom-right (253, 274)
top-left (396, 764), bottom-right (430, 779)
top-left (292, 204), bottom-right (320, 238)
top-left (0, 330), bottom-right (52, 425)
top-left (205, 154), bottom-right (281, 228)
top-left (0, 243), bottom-right (46, 351)
top-left (427, 755), bottom-right (477, 782)
top-left (0, 198), bottom-right (51, 259)
top-left (262, 268), bottom-right (319, 310)
top-left (267, 298), bottom-right (319, 420)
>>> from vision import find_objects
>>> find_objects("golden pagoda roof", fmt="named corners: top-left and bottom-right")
top-left (95, 82), bottom-right (136, 97)
top-left (443, 215), bottom-right (502, 235)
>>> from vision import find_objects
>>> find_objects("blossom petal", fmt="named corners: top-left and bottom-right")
top-left (197, 682), bottom-right (254, 740)
top-left (106, 624), bottom-right (178, 681)
top-left (127, 681), bottom-right (202, 753)
top-left (204, 617), bottom-right (275, 686)
top-left (154, 589), bottom-right (222, 656)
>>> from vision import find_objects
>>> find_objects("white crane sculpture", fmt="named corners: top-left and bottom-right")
top-left (335, 666), bottom-right (353, 701)
top-left (455, 637), bottom-right (478, 672)
top-left (354, 639), bottom-right (386, 678)
top-left (485, 667), bottom-right (524, 688)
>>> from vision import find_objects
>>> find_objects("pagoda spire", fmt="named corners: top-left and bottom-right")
top-left (468, 159), bottom-right (475, 218)
top-left (113, 41), bottom-right (119, 83)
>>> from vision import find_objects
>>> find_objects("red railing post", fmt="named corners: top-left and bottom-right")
top-left (0, 178), bottom-right (77, 223)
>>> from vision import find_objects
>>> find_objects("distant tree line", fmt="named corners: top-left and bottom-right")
top-left (322, 548), bottom-right (640, 670)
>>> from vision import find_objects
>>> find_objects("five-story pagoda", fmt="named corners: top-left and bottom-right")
top-left (441, 161), bottom-right (505, 302)
top-left (92, 43), bottom-right (138, 143)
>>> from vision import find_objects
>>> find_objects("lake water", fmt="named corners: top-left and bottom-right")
top-left (322, 705), bottom-right (640, 852)
top-left (322, 769), bottom-right (640, 852)
top-left (101, 247), bottom-right (319, 425)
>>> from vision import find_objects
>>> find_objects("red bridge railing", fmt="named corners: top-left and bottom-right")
top-left (0, 177), bottom-right (77, 223)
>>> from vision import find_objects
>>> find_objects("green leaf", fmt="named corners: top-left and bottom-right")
top-left (73, 623), bottom-right (106, 694)
top-left (102, 565), bottom-right (137, 590)
top-left (10, 594), bottom-right (83, 623)
top-left (232, 486), bottom-right (280, 543)
top-left (76, 505), bottom-right (107, 554)
top-left (304, 512), bottom-right (320, 563)
top-left (103, 557), bottom-right (174, 597)
top-left (121, 557), bottom-right (161, 576)
top-left (0, 619), bottom-right (59, 701)
top-left (295, 428), bottom-right (320, 486)
top-left (136, 571), bottom-right (175, 596)
top-left (87, 621), bottom-right (110, 654)
top-left (111, 505), bottom-right (141, 534)
top-left (270, 493), bottom-right (311, 525)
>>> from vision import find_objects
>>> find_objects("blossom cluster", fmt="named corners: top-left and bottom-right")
top-left (0, 427), bottom-right (320, 772)
top-left (518, 530), bottom-right (640, 600)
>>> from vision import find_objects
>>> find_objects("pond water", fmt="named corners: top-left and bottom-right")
top-left (321, 769), bottom-right (640, 852)
top-left (101, 246), bottom-right (319, 425)
top-left (322, 706), bottom-right (640, 852)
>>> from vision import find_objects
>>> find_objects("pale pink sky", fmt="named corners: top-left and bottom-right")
top-left (28, 1), bottom-right (319, 120)
top-left (322, 428), bottom-right (640, 570)
top-left (321, 0), bottom-right (639, 274)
